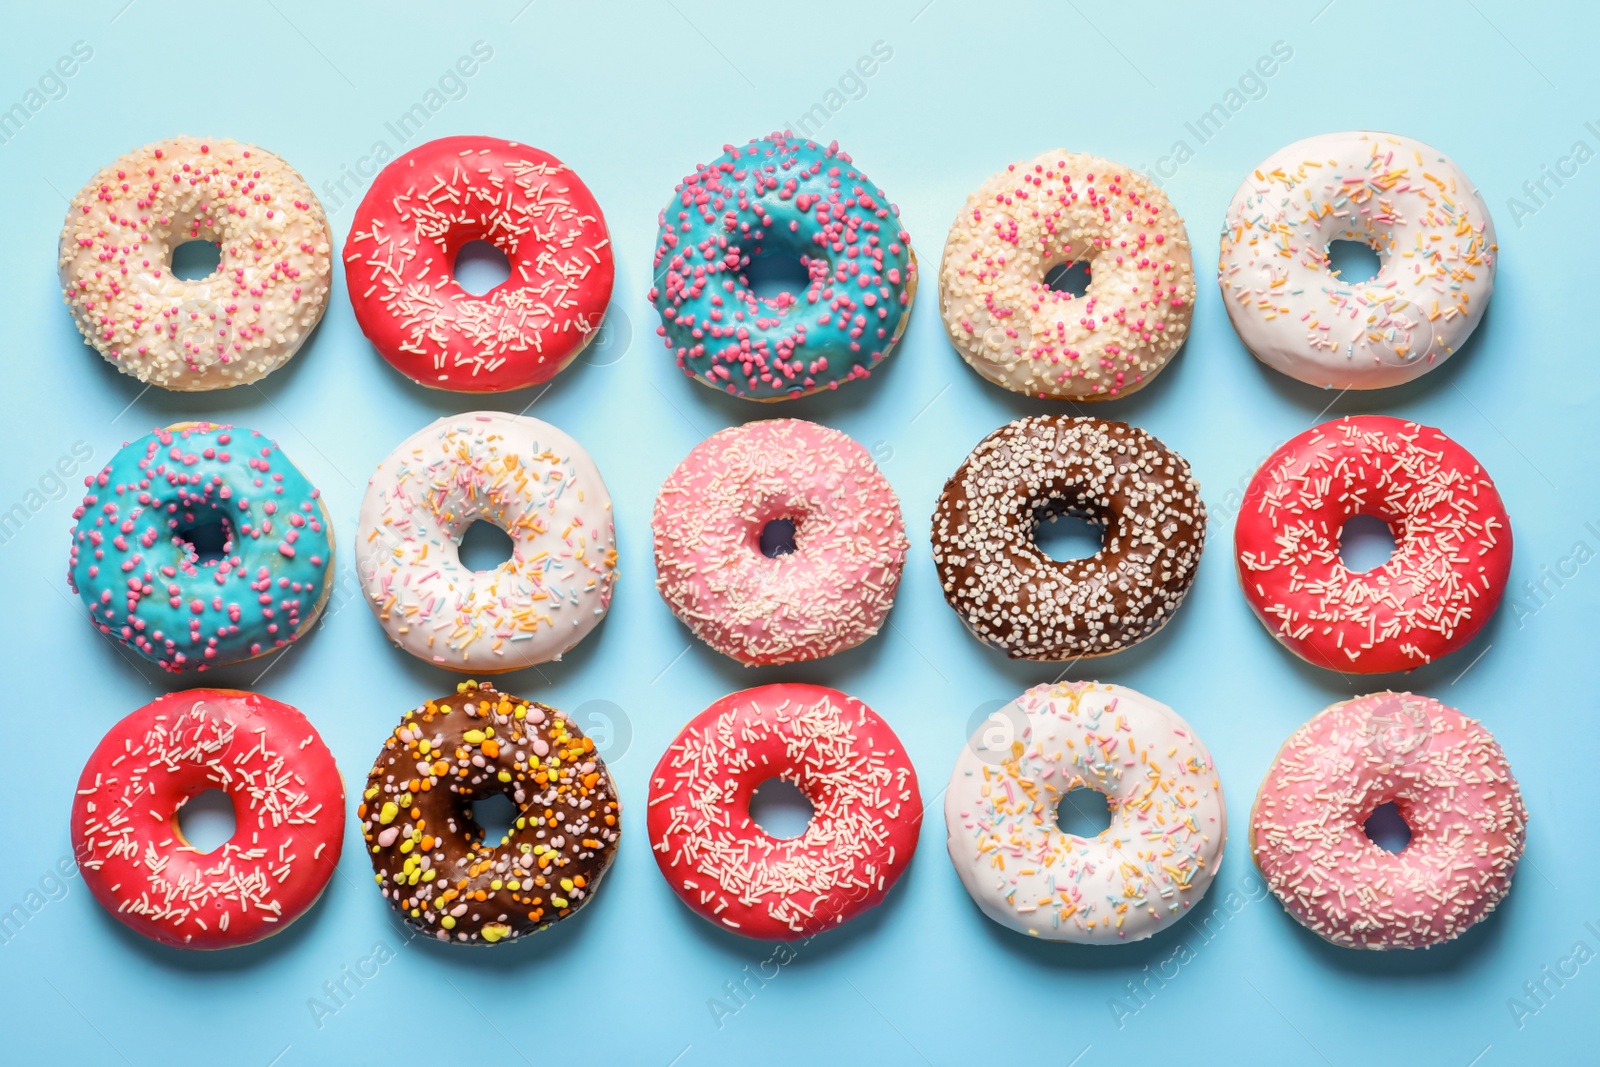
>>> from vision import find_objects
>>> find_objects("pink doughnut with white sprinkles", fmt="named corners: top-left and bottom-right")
top-left (647, 684), bottom-right (921, 940)
top-left (1251, 692), bottom-right (1526, 950)
top-left (651, 419), bottom-right (907, 666)
top-left (1235, 415), bottom-right (1511, 673)
top-left (72, 688), bottom-right (345, 949)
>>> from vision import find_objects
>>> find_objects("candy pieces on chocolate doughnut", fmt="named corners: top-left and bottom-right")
top-left (360, 680), bottom-right (620, 944)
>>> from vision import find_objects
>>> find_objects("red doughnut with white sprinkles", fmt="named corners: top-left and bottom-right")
top-left (345, 136), bottom-right (614, 393)
top-left (647, 684), bottom-right (921, 939)
top-left (71, 689), bottom-right (344, 949)
top-left (1235, 415), bottom-right (1512, 673)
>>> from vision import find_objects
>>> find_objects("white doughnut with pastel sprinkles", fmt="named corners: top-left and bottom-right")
top-left (356, 412), bottom-right (617, 673)
top-left (945, 681), bottom-right (1226, 943)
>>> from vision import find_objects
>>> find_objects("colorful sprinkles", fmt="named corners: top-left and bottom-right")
top-left (359, 679), bottom-right (621, 944)
top-left (944, 681), bottom-right (1226, 943)
top-left (1218, 131), bottom-right (1497, 389)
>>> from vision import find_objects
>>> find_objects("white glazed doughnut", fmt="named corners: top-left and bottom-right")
top-left (356, 412), bottom-right (617, 672)
top-left (939, 151), bottom-right (1196, 400)
top-left (1218, 131), bottom-right (1496, 389)
top-left (58, 136), bottom-right (333, 391)
top-left (945, 681), bottom-right (1226, 943)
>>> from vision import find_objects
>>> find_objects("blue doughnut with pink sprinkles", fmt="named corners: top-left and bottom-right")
top-left (67, 422), bottom-right (334, 672)
top-left (649, 133), bottom-right (918, 401)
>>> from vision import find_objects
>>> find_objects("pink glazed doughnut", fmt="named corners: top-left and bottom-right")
top-left (652, 419), bottom-right (907, 666)
top-left (1251, 692), bottom-right (1527, 950)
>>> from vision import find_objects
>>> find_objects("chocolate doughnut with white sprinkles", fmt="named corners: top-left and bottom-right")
top-left (360, 680), bottom-right (620, 944)
top-left (932, 416), bottom-right (1206, 660)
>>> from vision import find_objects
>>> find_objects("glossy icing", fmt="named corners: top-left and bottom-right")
top-left (68, 422), bottom-right (333, 671)
top-left (945, 682), bottom-right (1226, 944)
top-left (58, 136), bottom-right (332, 391)
top-left (649, 133), bottom-right (916, 400)
top-left (647, 684), bottom-right (921, 940)
top-left (356, 412), bottom-right (617, 672)
top-left (1218, 131), bottom-right (1497, 389)
top-left (1234, 415), bottom-right (1512, 673)
top-left (939, 150), bottom-right (1195, 400)
top-left (652, 419), bottom-right (907, 666)
top-left (345, 135), bottom-right (614, 393)
top-left (360, 680), bottom-right (620, 945)
top-left (931, 416), bottom-right (1207, 660)
top-left (1251, 692), bottom-right (1526, 949)
top-left (72, 688), bottom-right (345, 949)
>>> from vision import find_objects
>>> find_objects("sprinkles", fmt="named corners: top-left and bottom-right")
top-left (58, 136), bottom-right (332, 391)
top-left (646, 684), bottom-right (921, 940)
top-left (1218, 131), bottom-right (1497, 389)
top-left (939, 151), bottom-right (1196, 400)
top-left (648, 133), bottom-right (917, 400)
top-left (1251, 692), bottom-right (1526, 950)
top-left (359, 680), bottom-right (621, 945)
top-left (944, 682), bottom-right (1226, 943)
top-left (1234, 415), bottom-right (1512, 673)
top-left (932, 416), bottom-right (1207, 660)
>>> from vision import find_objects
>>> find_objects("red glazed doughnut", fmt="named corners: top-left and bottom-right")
top-left (71, 689), bottom-right (344, 949)
top-left (345, 136), bottom-right (614, 392)
top-left (647, 684), bottom-right (920, 939)
top-left (1235, 415), bottom-right (1511, 673)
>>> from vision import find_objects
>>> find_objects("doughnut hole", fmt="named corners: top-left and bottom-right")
top-left (759, 518), bottom-right (799, 558)
top-left (1043, 259), bottom-right (1092, 299)
top-left (1326, 239), bottom-right (1382, 284)
top-left (1033, 505), bottom-right (1104, 562)
top-left (173, 513), bottom-right (234, 565)
top-left (1055, 786), bottom-right (1112, 839)
top-left (744, 249), bottom-right (813, 309)
top-left (171, 239), bottom-right (222, 281)
top-left (1338, 514), bottom-right (1398, 573)
top-left (458, 520), bottom-right (515, 572)
top-left (175, 789), bottom-right (237, 853)
top-left (1362, 800), bottom-right (1412, 854)
top-left (454, 239), bottom-right (512, 296)
top-left (470, 792), bottom-right (520, 846)
top-left (749, 777), bottom-right (814, 839)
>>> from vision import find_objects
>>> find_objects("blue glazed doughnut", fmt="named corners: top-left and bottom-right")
top-left (68, 422), bottom-right (334, 672)
top-left (649, 133), bottom-right (917, 401)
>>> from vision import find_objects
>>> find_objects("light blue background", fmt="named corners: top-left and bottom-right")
top-left (1, 1), bottom-right (1595, 1063)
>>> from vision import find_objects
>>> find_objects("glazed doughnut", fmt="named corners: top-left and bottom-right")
top-left (1218, 131), bottom-right (1497, 389)
top-left (357, 412), bottom-right (617, 672)
top-left (71, 688), bottom-right (344, 948)
top-left (647, 684), bottom-right (920, 939)
top-left (652, 419), bottom-right (907, 665)
top-left (932, 416), bottom-right (1206, 660)
top-left (1235, 415), bottom-right (1511, 673)
top-left (360, 680), bottom-right (620, 944)
top-left (939, 151), bottom-right (1195, 400)
top-left (345, 136), bottom-right (614, 393)
top-left (59, 135), bottom-right (332, 391)
top-left (1251, 692), bottom-right (1526, 949)
top-left (68, 422), bottom-right (334, 672)
top-left (946, 682), bottom-right (1226, 942)
top-left (649, 132), bottom-right (917, 401)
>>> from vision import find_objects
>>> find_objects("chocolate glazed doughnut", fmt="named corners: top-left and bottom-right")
top-left (360, 680), bottom-right (620, 944)
top-left (932, 416), bottom-right (1206, 660)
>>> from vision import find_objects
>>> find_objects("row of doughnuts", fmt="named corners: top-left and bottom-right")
top-left (67, 409), bottom-right (1511, 679)
top-left (57, 131), bottom-right (1495, 399)
top-left (70, 678), bottom-right (1524, 954)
